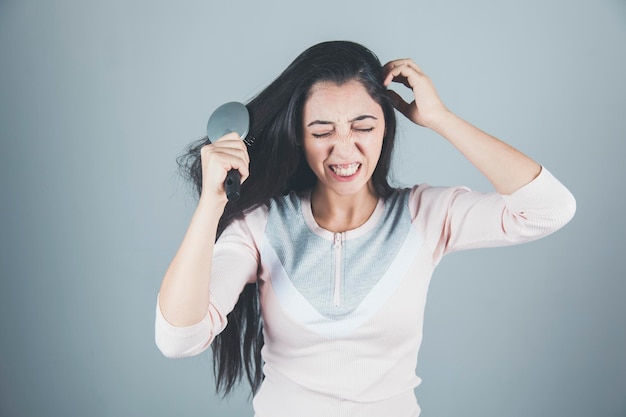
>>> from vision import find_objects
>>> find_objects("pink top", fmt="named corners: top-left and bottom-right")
top-left (155, 167), bottom-right (576, 417)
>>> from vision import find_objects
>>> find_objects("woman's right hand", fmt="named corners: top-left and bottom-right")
top-left (199, 132), bottom-right (250, 204)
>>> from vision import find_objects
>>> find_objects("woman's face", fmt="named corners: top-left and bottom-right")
top-left (302, 80), bottom-right (385, 199)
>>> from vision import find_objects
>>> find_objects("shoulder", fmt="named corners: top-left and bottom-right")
top-left (225, 191), bottom-right (308, 236)
top-left (265, 191), bottom-right (310, 224)
top-left (219, 203), bottom-right (269, 245)
top-left (384, 183), bottom-right (471, 205)
top-left (268, 191), bottom-right (303, 211)
top-left (408, 182), bottom-right (471, 201)
top-left (401, 183), bottom-right (473, 220)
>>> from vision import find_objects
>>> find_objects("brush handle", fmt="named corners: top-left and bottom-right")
top-left (225, 169), bottom-right (241, 202)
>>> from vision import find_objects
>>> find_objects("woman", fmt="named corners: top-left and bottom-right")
top-left (155, 41), bottom-right (575, 416)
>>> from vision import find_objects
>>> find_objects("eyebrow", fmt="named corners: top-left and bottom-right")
top-left (306, 114), bottom-right (378, 127)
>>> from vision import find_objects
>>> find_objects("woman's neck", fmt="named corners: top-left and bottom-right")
top-left (310, 183), bottom-right (379, 232)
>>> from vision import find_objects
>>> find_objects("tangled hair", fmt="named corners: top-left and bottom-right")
top-left (177, 40), bottom-right (397, 396)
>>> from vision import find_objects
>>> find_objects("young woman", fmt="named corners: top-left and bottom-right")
top-left (155, 41), bottom-right (576, 417)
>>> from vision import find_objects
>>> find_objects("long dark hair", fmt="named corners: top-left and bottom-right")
top-left (177, 40), bottom-right (398, 396)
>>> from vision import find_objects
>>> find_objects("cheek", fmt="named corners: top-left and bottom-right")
top-left (303, 139), bottom-right (326, 167)
top-left (363, 134), bottom-right (384, 158)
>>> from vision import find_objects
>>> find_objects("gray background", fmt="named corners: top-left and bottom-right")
top-left (1, 0), bottom-right (624, 416)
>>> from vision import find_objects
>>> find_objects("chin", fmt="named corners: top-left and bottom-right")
top-left (326, 181), bottom-right (373, 197)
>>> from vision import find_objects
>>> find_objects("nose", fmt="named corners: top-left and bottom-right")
top-left (332, 129), bottom-right (356, 158)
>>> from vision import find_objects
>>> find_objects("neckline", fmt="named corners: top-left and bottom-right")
top-left (300, 189), bottom-right (385, 240)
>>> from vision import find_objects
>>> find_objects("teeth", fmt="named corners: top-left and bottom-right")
top-left (330, 163), bottom-right (360, 177)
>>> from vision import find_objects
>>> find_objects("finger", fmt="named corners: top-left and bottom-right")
top-left (220, 157), bottom-right (250, 182)
top-left (214, 131), bottom-right (244, 143)
top-left (209, 136), bottom-right (250, 163)
top-left (202, 153), bottom-right (250, 193)
top-left (201, 141), bottom-right (250, 171)
top-left (221, 152), bottom-right (250, 183)
top-left (384, 65), bottom-right (420, 88)
top-left (383, 59), bottom-right (427, 84)
top-left (207, 146), bottom-right (250, 170)
top-left (382, 60), bottom-right (403, 85)
top-left (211, 137), bottom-right (248, 153)
top-left (384, 67), bottom-right (411, 87)
top-left (391, 59), bottom-right (422, 74)
top-left (382, 58), bottom-right (415, 73)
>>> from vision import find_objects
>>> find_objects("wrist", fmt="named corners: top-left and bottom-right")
top-left (424, 109), bottom-right (455, 133)
top-left (197, 193), bottom-right (228, 215)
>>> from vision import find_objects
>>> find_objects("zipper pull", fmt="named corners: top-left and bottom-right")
top-left (334, 232), bottom-right (343, 249)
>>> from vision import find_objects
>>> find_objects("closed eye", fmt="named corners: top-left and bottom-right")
top-left (312, 132), bottom-right (333, 138)
top-left (310, 127), bottom-right (374, 138)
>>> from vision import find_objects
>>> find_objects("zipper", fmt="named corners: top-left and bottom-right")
top-left (333, 232), bottom-right (344, 307)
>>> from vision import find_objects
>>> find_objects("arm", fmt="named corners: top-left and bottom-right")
top-left (410, 168), bottom-right (576, 263)
top-left (383, 59), bottom-right (540, 195)
top-left (156, 210), bottom-right (261, 358)
top-left (158, 132), bottom-right (250, 327)
top-left (158, 197), bottom-right (224, 327)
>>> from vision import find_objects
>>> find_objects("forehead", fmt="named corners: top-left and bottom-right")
top-left (303, 80), bottom-right (383, 121)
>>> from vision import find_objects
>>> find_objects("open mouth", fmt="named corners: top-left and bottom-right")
top-left (329, 162), bottom-right (361, 177)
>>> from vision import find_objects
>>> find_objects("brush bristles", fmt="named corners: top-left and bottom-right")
top-left (243, 136), bottom-right (256, 147)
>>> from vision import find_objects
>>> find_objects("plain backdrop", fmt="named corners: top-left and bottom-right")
top-left (1, 0), bottom-right (625, 416)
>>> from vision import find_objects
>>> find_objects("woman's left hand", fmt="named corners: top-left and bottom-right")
top-left (382, 59), bottom-right (449, 129)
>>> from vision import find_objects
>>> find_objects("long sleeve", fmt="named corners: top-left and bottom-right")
top-left (155, 206), bottom-right (266, 358)
top-left (155, 294), bottom-right (225, 358)
top-left (410, 166), bottom-right (576, 264)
